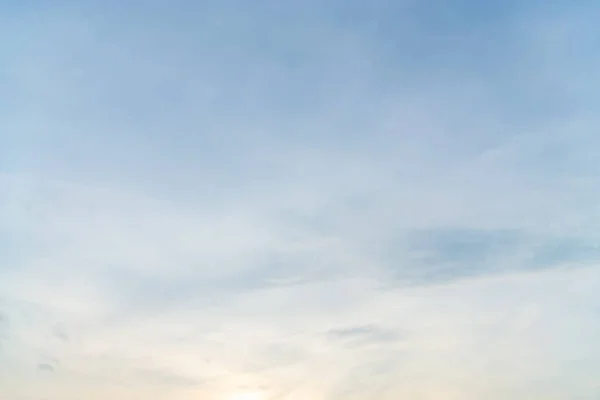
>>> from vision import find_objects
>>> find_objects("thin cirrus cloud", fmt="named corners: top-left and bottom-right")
top-left (2, 1), bottom-right (600, 399)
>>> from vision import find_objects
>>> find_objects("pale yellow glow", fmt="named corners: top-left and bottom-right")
top-left (227, 391), bottom-right (266, 400)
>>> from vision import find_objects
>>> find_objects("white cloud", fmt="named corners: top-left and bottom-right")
top-left (3, 164), bottom-right (600, 399)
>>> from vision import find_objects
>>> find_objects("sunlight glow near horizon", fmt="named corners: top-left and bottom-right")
top-left (227, 391), bottom-right (266, 400)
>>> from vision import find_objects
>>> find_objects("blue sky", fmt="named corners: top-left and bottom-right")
top-left (2, 1), bottom-right (600, 399)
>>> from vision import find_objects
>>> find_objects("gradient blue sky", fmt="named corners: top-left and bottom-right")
top-left (2, 1), bottom-right (600, 399)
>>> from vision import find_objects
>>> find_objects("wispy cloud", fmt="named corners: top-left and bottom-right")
top-left (2, 1), bottom-right (600, 399)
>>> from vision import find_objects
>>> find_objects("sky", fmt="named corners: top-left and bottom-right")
top-left (2, 0), bottom-right (600, 399)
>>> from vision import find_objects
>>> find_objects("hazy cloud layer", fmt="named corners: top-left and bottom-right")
top-left (2, 1), bottom-right (600, 399)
